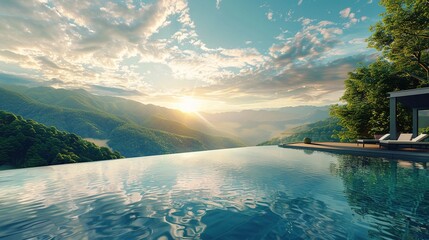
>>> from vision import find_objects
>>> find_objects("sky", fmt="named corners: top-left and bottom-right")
top-left (0, 0), bottom-right (384, 112)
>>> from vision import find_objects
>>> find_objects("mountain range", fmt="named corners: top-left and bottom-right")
top-left (0, 82), bottom-right (337, 156)
top-left (0, 84), bottom-right (243, 157)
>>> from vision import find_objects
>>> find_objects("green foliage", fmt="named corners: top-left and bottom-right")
top-left (0, 85), bottom-right (243, 157)
top-left (0, 111), bottom-right (122, 168)
top-left (259, 118), bottom-right (342, 145)
top-left (367, 0), bottom-right (429, 82)
top-left (330, 59), bottom-right (421, 141)
top-left (109, 124), bottom-right (205, 157)
top-left (419, 126), bottom-right (429, 134)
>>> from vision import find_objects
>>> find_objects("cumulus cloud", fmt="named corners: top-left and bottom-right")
top-left (269, 21), bottom-right (342, 65)
top-left (188, 53), bottom-right (376, 109)
top-left (267, 11), bottom-right (274, 21)
top-left (0, 0), bottom-right (378, 111)
top-left (0, 0), bottom-right (265, 95)
top-left (216, 0), bottom-right (221, 9)
top-left (298, 0), bottom-right (304, 6)
top-left (339, 7), bottom-right (364, 28)
top-left (339, 8), bottom-right (351, 18)
top-left (0, 0), bottom-right (195, 90)
top-left (166, 47), bottom-right (266, 83)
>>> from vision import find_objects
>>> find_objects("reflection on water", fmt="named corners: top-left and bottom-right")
top-left (331, 155), bottom-right (429, 239)
top-left (0, 146), bottom-right (428, 239)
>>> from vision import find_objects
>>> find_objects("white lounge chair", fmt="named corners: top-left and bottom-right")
top-left (379, 133), bottom-right (429, 150)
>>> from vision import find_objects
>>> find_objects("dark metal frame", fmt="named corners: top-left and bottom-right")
top-left (389, 87), bottom-right (429, 140)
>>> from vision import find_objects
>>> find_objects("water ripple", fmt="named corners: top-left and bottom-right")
top-left (0, 146), bottom-right (428, 239)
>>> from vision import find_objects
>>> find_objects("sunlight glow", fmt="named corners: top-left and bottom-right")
top-left (178, 96), bottom-right (200, 113)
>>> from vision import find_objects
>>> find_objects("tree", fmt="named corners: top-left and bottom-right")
top-left (367, 0), bottom-right (429, 82)
top-left (330, 60), bottom-right (420, 141)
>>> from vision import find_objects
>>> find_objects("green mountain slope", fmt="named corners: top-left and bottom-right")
top-left (0, 87), bottom-right (124, 138)
top-left (259, 118), bottom-right (343, 145)
top-left (0, 84), bottom-right (242, 156)
top-left (3, 85), bottom-right (229, 136)
top-left (109, 123), bottom-right (204, 156)
top-left (0, 111), bottom-right (122, 168)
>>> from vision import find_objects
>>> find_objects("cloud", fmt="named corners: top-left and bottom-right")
top-left (0, 0), bottom-right (203, 91)
top-left (339, 7), bottom-right (362, 28)
top-left (339, 8), bottom-right (351, 18)
top-left (216, 0), bottom-right (221, 9)
top-left (298, 0), bottom-right (304, 6)
top-left (0, 0), bottom-right (379, 111)
top-left (269, 21), bottom-right (342, 65)
top-left (0, 0), bottom-right (270, 96)
top-left (267, 11), bottom-right (274, 21)
top-left (188, 53), bottom-right (376, 110)
top-left (348, 38), bottom-right (366, 45)
top-left (165, 47), bottom-right (266, 83)
top-left (300, 18), bottom-right (312, 25)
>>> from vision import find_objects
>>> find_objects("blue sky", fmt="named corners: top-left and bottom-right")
top-left (0, 0), bottom-right (383, 112)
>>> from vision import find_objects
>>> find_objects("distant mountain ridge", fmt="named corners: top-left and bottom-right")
top-left (202, 106), bottom-right (330, 145)
top-left (0, 84), bottom-right (244, 157)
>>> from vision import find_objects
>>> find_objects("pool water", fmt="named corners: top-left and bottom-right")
top-left (0, 146), bottom-right (428, 239)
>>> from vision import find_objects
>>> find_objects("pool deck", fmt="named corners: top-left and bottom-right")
top-left (279, 142), bottom-right (429, 161)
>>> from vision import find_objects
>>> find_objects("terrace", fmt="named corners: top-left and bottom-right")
top-left (280, 142), bottom-right (429, 162)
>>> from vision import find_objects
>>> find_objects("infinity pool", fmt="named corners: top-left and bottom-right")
top-left (0, 146), bottom-right (428, 239)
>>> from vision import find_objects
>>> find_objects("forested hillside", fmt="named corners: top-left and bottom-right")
top-left (259, 118), bottom-right (343, 145)
top-left (0, 84), bottom-right (243, 157)
top-left (0, 111), bottom-right (122, 168)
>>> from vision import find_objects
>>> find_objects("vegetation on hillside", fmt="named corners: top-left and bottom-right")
top-left (331, 0), bottom-right (429, 141)
top-left (109, 123), bottom-right (204, 156)
top-left (0, 111), bottom-right (122, 168)
top-left (259, 118), bottom-right (343, 145)
top-left (0, 85), bottom-right (243, 157)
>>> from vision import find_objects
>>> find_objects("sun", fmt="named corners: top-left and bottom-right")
top-left (178, 96), bottom-right (200, 113)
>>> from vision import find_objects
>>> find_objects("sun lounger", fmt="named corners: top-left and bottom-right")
top-left (379, 133), bottom-right (429, 150)
top-left (357, 133), bottom-right (390, 147)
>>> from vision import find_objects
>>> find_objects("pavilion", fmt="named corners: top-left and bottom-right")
top-left (389, 87), bottom-right (429, 140)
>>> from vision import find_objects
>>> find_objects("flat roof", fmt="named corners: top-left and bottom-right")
top-left (389, 87), bottom-right (429, 98)
top-left (388, 87), bottom-right (429, 109)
